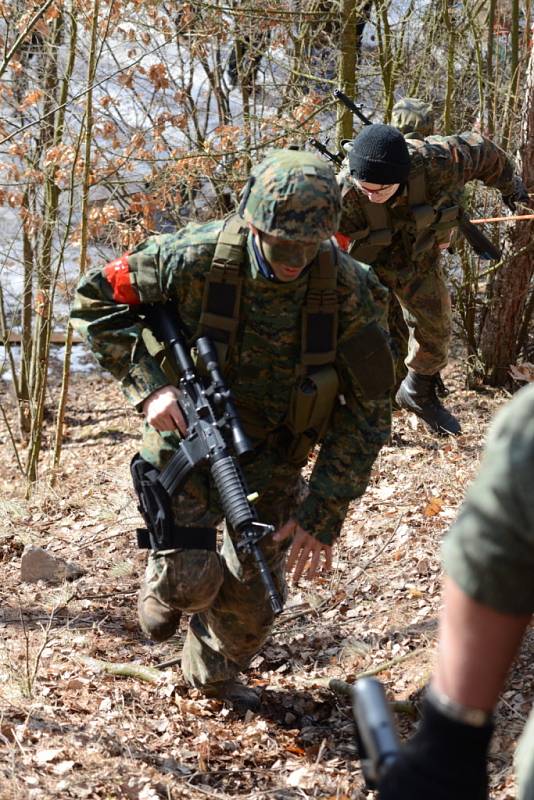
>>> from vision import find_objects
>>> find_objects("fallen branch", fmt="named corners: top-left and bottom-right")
top-left (324, 643), bottom-right (429, 709)
top-left (78, 655), bottom-right (167, 683)
top-left (329, 679), bottom-right (417, 715)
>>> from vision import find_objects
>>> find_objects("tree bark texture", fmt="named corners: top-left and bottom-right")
top-left (479, 44), bottom-right (534, 386)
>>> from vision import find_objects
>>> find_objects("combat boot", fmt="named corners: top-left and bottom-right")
top-left (202, 679), bottom-right (261, 714)
top-left (137, 582), bottom-right (181, 642)
top-left (395, 370), bottom-right (461, 435)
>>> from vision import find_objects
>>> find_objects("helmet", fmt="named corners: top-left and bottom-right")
top-left (392, 97), bottom-right (434, 138)
top-left (241, 149), bottom-right (341, 242)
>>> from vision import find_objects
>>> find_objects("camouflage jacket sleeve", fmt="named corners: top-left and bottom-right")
top-left (442, 384), bottom-right (534, 615)
top-left (70, 223), bottom-right (220, 409)
top-left (415, 131), bottom-right (517, 197)
top-left (295, 257), bottom-right (392, 544)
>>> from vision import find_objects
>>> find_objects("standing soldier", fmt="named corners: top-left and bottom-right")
top-left (337, 122), bottom-right (529, 435)
top-left (71, 150), bottom-right (394, 712)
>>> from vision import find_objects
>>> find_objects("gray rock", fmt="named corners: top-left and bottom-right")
top-left (20, 545), bottom-right (84, 584)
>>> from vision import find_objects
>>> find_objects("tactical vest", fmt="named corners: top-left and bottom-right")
top-left (196, 214), bottom-right (340, 464)
top-left (348, 150), bottom-right (460, 264)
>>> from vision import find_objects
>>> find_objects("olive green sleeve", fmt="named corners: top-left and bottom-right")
top-left (442, 385), bottom-right (534, 615)
top-left (70, 236), bottom-right (176, 410)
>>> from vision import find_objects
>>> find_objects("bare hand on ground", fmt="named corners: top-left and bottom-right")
top-left (273, 519), bottom-right (332, 584)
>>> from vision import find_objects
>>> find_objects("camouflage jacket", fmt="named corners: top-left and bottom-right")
top-left (71, 221), bottom-right (392, 544)
top-left (337, 131), bottom-right (516, 266)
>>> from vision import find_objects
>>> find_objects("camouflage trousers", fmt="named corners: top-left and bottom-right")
top-left (139, 425), bottom-right (303, 688)
top-left (516, 708), bottom-right (534, 799)
top-left (374, 250), bottom-right (452, 380)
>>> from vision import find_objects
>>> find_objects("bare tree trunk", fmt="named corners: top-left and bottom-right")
top-left (26, 13), bottom-right (64, 482)
top-left (52, 0), bottom-right (95, 477)
top-left (336, 0), bottom-right (359, 145)
top-left (479, 45), bottom-right (534, 386)
top-left (442, 0), bottom-right (456, 134)
top-left (485, 0), bottom-right (496, 136)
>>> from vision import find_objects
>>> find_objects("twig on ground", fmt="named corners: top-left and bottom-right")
top-left (77, 655), bottom-right (167, 683)
top-left (69, 589), bottom-right (137, 602)
top-left (154, 654), bottom-right (183, 670)
top-left (326, 644), bottom-right (429, 715)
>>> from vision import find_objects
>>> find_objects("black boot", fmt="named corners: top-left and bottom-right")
top-left (395, 370), bottom-right (461, 435)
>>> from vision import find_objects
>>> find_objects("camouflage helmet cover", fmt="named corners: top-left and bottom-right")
top-left (392, 97), bottom-right (434, 138)
top-left (241, 149), bottom-right (341, 242)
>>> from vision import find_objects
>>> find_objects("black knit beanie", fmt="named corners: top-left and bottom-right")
top-left (349, 124), bottom-right (411, 184)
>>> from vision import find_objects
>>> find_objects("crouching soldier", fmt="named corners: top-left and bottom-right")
top-left (71, 150), bottom-right (394, 712)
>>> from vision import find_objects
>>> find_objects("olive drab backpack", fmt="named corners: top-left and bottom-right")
top-left (196, 213), bottom-right (340, 464)
top-left (347, 147), bottom-right (460, 263)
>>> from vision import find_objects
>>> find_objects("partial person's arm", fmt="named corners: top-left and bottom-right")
top-left (435, 577), bottom-right (530, 712)
top-left (378, 385), bottom-right (534, 799)
top-left (378, 578), bottom-right (530, 800)
top-left (422, 131), bottom-right (521, 198)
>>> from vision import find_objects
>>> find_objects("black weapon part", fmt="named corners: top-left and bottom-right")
top-left (196, 336), bottom-right (252, 456)
top-left (458, 211), bottom-right (501, 261)
top-left (333, 88), bottom-right (373, 126)
top-left (351, 677), bottom-right (401, 788)
top-left (137, 303), bottom-right (283, 615)
top-left (309, 137), bottom-right (343, 167)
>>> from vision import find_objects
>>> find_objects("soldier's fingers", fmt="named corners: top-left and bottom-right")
top-left (170, 405), bottom-right (187, 434)
top-left (149, 413), bottom-right (172, 431)
top-left (306, 546), bottom-right (322, 580)
top-left (285, 535), bottom-right (304, 572)
top-left (291, 543), bottom-right (311, 585)
top-left (273, 519), bottom-right (298, 543)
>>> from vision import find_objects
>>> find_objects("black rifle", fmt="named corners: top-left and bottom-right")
top-left (352, 677), bottom-right (401, 789)
top-left (309, 137), bottom-right (343, 167)
top-left (333, 88), bottom-right (373, 126)
top-left (332, 88), bottom-right (502, 262)
top-left (133, 303), bottom-right (284, 616)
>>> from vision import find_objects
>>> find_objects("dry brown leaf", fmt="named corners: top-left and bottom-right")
top-left (509, 363), bottom-right (534, 383)
top-left (285, 744), bottom-right (306, 756)
top-left (423, 496), bottom-right (443, 516)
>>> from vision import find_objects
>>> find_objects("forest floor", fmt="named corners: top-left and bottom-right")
top-left (0, 353), bottom-right (532, 800)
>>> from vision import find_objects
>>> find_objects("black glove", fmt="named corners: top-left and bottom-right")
top-left (502, 174), bottom-right (530, 211)
top-left (377, 696), bottom-right (493, 800)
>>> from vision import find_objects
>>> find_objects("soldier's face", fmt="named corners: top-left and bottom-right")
top-left (252, 227), bottom-right (320, 281)
top-left (355, 180), bottom-right (400, 203)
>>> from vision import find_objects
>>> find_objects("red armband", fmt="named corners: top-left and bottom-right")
top-left (103, 254), bottom-right (140, 304)
top-left (334, 232), bottom-right (351, 252)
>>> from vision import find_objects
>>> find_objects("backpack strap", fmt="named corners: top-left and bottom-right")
top-left (197, 214), bottom-right (248, 366)
top-left (299, 240), bottom-right (339, 375)
top-left (200, 218), bottom-right (340, 379)
top-left (349, 202), bottom-right (393, 264)
top-left (407, 147), bottom-right (459, 256)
